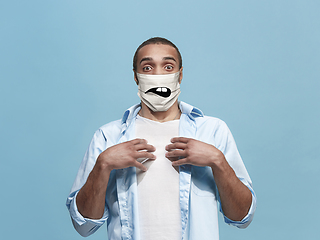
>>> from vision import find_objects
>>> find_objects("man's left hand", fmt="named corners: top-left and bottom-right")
top-left (165, 137), bottom-right (225, 168)
top-left (166, 137), bottom-right (252, 221)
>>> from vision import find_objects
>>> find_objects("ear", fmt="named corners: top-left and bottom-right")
top-left (133, 69), bottom-right (139, 85)
top-left (178, 67), bottom-right (183, 84)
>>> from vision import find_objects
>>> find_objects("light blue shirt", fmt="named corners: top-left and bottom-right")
top-left (66, 101), bottom-right (256, 240)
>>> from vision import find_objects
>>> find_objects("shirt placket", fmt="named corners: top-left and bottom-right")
top-left (179, 113), bottom-right (197, 239)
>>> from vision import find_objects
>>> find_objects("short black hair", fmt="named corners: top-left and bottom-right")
top-left (133, 37), bottom-right (182, 71)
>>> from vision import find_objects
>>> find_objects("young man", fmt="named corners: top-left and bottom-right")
top-left (66, 37), bottom-right (256, 240)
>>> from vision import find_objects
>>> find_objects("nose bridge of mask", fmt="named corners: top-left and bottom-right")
top-left (136, 72), bottom-right (180, 92)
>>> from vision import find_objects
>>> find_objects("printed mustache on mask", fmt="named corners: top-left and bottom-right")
top-left (145, 87), bottom-right (171, 98)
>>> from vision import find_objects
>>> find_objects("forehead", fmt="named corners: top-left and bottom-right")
top-left (137, 44), bottom-right (179, 63)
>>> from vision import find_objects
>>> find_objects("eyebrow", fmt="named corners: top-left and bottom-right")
top-left (163, 56), bottom-right (177, 62)
top-left (140, 57), bottom-right (153, 65)
top-left (139, 56), bottom-right (177, 65)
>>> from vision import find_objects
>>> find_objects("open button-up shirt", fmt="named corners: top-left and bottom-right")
top-left (66, 101), bottom-right (256, 240)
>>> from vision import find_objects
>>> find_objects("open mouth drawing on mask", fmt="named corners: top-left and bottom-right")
top-left (145, 87), bottom-right (171, 98)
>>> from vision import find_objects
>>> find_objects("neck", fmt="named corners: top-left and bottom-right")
top-left (139, 101), bottom-right (181, 122)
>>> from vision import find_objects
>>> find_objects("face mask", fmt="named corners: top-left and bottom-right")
top-left (136, 72), bottom-right (181, 112)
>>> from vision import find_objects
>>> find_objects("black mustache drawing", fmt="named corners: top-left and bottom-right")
top-left (145, 87), bottom-right (171, 98)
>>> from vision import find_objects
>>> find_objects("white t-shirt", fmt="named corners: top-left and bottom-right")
top-left (135, 115), bottom-right (181, 240)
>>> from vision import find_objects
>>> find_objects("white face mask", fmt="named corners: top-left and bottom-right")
top-left (136, 72), bottom-right (181, 112)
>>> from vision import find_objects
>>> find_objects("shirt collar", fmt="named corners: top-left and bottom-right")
top-left (178, 101), bottom-right (204, 119)
top-left (121, 101), bottom-right (204, 131)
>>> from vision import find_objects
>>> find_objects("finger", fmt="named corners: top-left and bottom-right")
top-left (133, 161), bottom-right (148, 172)
top-left (165, 149), bottom-right (186, 158)
top-left (166, 156), bottom-right (180, 162)
top-left (131, 138), bottom-right (147, 145)
top-left (137, 154), bottom-right (157, 163)
top-left (171, 158), bottom-right (188, 166)
top-left (166, 142), bottom-right (187, 151)
top-left (135, 151), bottom-right (156, 160)
top-left (135, 143), bottom-right (156, 152)
top-left (171, 137), bottom-right (190, 143)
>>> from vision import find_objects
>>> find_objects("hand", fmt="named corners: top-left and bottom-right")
top-left (165, 137), bottom-right (225, 168)
top-left (97, 138), bottom-right (156, 172)
top-left (166, 137), bottom-right (252, 221)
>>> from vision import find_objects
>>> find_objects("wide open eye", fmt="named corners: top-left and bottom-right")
top-left (165, 65), bottom-right (173, 70)
top-left (143, 66), bottom-right (152, 71)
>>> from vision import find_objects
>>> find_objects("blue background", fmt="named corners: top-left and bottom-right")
top-left (1, 1), bottom-right (319, 239)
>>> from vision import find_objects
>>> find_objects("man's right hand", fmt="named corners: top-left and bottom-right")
top-left (97, 138), bottom-right (156, 172)
top-left (77, 138), bottom-right (155, 219)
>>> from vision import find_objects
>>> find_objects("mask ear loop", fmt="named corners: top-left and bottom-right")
top-left (134, 72), bottom-right (139, 85)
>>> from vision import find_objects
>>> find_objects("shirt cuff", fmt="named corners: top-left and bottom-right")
top-left (66, 190), bottom-right (108, 236)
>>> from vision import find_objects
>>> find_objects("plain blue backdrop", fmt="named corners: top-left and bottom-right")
top-left (1, 0), bottom-right (319, 239)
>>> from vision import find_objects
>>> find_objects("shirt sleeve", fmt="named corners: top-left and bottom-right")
top-left (215, 120), bottom-right (257, 228)
top-left (218, 178), bottom-right (257, 228)
top-left (65, 129), bottom-right (109, 237)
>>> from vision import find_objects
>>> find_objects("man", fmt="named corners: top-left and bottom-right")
top-left (66, 37), bottom-right (256, 240)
